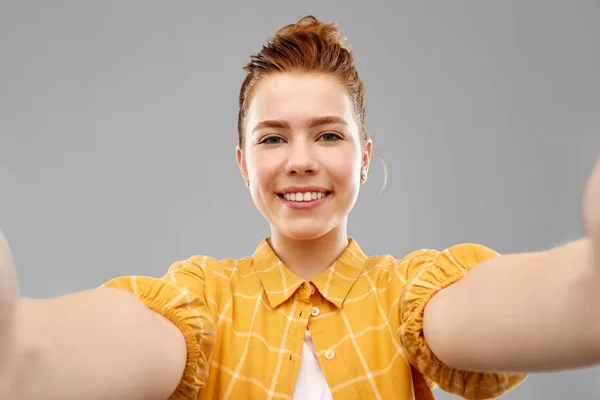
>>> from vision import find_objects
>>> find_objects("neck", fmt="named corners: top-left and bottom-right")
top-left (269, 222), bottom-right (349, 281)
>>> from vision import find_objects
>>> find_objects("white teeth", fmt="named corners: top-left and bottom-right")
top-left (283, 192), bottom-right (328, 202)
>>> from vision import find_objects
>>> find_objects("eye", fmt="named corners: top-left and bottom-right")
top-left (319, 132), bottom-right (343, 142)
top-left (259, 136), bottom-right (285, 145)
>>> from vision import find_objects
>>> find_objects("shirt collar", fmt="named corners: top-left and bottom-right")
top-left (251, 237), bottom-right (367, 309)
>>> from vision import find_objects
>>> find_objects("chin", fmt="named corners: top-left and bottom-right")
top-left (282, 231), bottom-right (325, 241)
top-left (275, 220), bottom-right (336, 241)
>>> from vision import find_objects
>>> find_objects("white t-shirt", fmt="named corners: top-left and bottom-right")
top-left (291, 330), bottom-right (334, 400)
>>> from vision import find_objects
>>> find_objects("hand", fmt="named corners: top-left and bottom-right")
top-left (0, 231), bottom-right (18, 396)
top-left (581, 156), bottom-right (600, 265)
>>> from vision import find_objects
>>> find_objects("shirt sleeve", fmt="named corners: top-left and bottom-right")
top-left (397, 243), bottom-right (528, 400)
top-left (100, 257), bottom-right (217, 400)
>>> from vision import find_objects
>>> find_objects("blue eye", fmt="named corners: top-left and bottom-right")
top-left (320, 133), bottom-right (342, 141)
top-left (260, 136), bottom-right (284, 144)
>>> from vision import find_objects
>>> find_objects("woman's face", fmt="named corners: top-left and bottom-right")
top-left (237, 73), bottom-right (371, 240)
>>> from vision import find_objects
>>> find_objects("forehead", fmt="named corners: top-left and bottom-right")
top-left (246, 73), bottom-right (356, 128)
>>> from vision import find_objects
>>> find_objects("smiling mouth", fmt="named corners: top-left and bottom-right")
top-left (278, 191), bottom-right (331, 202)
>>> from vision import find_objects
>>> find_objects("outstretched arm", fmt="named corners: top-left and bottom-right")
top-left (0, 233), bottom-right (188, 400)
top-left (423, 157), bottom-right (600, 374)
top-left (13, 289), bottom-right (188, 400)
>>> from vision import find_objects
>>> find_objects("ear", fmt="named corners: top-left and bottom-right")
top-left (361, 138), bottom-right (373, 182)
top-left (236, 146), bottom-right (248, 185)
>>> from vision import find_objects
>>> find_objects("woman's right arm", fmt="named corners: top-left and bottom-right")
top-left (12, 288), bottom-right (188, 400)
top-left (0, 232), bottom-right (216, 400)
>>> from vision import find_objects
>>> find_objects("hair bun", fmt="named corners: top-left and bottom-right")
top-left (272, 15), bottom-right (351, 51)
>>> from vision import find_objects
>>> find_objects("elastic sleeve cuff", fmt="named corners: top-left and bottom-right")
top-left (102, 275), bottom-right (216, 399)
top-left (399, 244), bottom-right (528, 400)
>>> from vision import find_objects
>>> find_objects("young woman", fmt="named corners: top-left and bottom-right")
top-left (1, 15), bottom-right (600, 400)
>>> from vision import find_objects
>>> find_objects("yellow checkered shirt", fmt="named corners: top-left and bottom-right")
top-left (102, 238), bottom-right (527, 399)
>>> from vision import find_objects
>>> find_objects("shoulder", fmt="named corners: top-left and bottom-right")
top-left (167, 253), bottom-right (255, 276)
top-left (363, 242), bottom-right (498, 277)
top-left (398, 242), bottom-right (499, 265)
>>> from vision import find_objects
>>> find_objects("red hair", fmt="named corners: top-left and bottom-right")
top-left (237, 15), bottom-right (368, 148)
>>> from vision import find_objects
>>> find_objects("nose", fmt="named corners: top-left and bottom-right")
top-left (285, 141), bottom-right (317, 177)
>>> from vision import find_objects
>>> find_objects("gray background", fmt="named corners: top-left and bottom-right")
top-left (1, 0), bottom-right (599, 398)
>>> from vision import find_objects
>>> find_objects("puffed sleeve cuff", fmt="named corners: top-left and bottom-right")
top-left (101, 275), bottom-right (216, 399)
top-left (399, 244), bottom-right (528, 400)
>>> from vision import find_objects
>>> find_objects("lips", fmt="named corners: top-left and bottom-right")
top-left (278, 186), bottom-right (330, 200)
top-left (279, 191), bottom-right (330, 202)
top-left (277, 187), bottom-right (332, 209)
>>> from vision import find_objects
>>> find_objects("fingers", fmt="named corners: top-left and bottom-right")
top-left (581, 156), bottom-right (600, 240)
top-left (0, 231), bottom-right (18, 371)
top-left (0, 231), bottom-right (18, 300)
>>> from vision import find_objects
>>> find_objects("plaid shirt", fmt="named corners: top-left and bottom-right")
top-left (102, 238), bottom-right (527, 399)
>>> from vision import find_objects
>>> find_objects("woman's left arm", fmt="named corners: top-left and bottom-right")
top-left (423, 157), bottom-right (600, 374)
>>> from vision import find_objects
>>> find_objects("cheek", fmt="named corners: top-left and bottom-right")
top-left (247, 151), bottom-right (281, 185)
top-left (326, 153), bottom-right (361, 187)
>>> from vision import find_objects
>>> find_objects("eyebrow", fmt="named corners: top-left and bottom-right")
top-left (252, 116), bottom-right (349, 133)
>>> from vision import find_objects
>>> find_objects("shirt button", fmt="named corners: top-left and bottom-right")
top-left (310, 283), bottom-right (316, 295)
top-left (311, 306), bottom-right (320, 317)
top-left (325, 349), bottom-right (335, 360)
